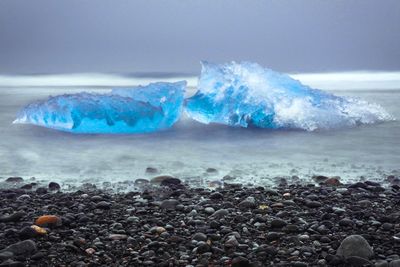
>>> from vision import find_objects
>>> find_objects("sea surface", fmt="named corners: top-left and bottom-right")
top-left (0, 73), bottom-right (399, 189)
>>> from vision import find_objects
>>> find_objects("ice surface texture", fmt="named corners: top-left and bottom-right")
top-left (14, 81), bottom-right (186, 134)
top-left (185, 62), bottom-right (394, 131)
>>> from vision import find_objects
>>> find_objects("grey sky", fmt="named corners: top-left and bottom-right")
top-left (0, 0), bottom-right (399, 74)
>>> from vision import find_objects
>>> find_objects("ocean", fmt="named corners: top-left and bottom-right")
top-left (0, 73), bottom-right (399, 189)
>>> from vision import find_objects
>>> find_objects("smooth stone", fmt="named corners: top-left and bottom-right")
top-left (48, 182), bottom-right (61, 191)
top-left (16, 194), bottom-right (30, 201)
top-left (231, 256), bottom-right (250, 267)
top-left (0, 259), bottom-right (24, 267)
top-left (349, 182), bottom-right (368, 189)
top-left (108, 234), bottom-right (128, 240)
top-left (358, 200), bottom-right (372, 207)
top-left (31, 251), bottom-right (45, 260)
top-left (210, 192), bottom-right (223, 200)
top-left (266, 232), bottom-right (281, 241)
top-left (337, 235), bottom-right (373, 259)
top-left (292, 262), bottom-right (308, 267)
top-left (339, 218), bottom-right (354, 227)
top-left (151, 175), bottom-right (177, 185)
top-left (271, 219), bottom-right (287, 228)
top-left (238, 197), bottom-right (256, 209)
top-left (0, 212), bottom-right (26, 223)
top-left (35, 215), bottom-right (62, 227)
top-left (324, 177), bottom-right (341, 186)
top-left (127, 216), bottom-right (139, 223)
top-left (305, 200), bottom-right (322, 208)
top-left (160, 199), bottom-right (180, 210)
top-left (35, 187), bottom-right (48, 194)
top-left (204, 207), bottom-right (215, 215)
top-left (272, 203), bottom-right (286, 210)
top-left (333, 207), bottom-right (346, 215)
top-left (382, 223), bottom-right (394, 231)
top-left (390, 260), bottom-right (400, 267)
top-left (312, 175), bottom-right (329, 183)
top-left (5, 177), bottom-right (24, 183)
top-left (285, 224), bottom-right (300, 233)
top-left (95, 201), bottom-right (111, 209)
top-left (90, 195), bottom-right (103, 202)
top-left (224, 235), bottom-right (239, 248)
top-left (20, 184), bottom-right (32, 190)
top-left (299, 235), bottom-right (310, 241)
top-left (320, 236), bottom-right (331, 243)
top-left (1, 240), bottom-right (37, 257)
top-left (160, 177), bottom-right (182, 187)
top-left (365, 181), bottom-right (380, 186)
top-left (196, 242), bottom-right (210, 253)
top-left (192, 233), bottom-right (207, 242)
top-left (210, 209), bottom-right (229, 218)
top-left (19, 226), bottom-right (38, 240)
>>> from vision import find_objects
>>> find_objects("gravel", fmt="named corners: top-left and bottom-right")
top-left (0, 179), bottom-right (399, 266)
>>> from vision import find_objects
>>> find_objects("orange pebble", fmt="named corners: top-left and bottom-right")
top-left (35, 215), bottom-right (62, 227)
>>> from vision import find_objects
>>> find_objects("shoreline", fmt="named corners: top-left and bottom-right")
top-left (0, 179), bottom-right (399, 266)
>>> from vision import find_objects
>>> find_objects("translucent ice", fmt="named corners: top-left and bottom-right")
top-left (14, 81), bottom-right (186, 134)
top-left (185, 62), bottom-right (394, 131)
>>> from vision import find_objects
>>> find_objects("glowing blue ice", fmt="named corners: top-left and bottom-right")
top-left (185, 62), bottom-right (394, 131)
top-left (14, 81), bottom-right (186, 134)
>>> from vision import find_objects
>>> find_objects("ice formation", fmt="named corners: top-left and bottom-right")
top-left (185, 62), bottom-right (394, 131)
top-left (14, 81), bottom-right (186, 133)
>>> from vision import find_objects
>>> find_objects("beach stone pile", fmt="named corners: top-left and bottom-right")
top-left (0, 178), bottom-right (399, 266)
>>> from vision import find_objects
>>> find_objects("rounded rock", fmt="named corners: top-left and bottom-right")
top-left (5, 177), bottom-right (24, 183)
top-left (95, 201), bottom-right (111, 209)
top-left (3, 240), bottom-right (37, 257)
top-left (48, 182), bottom-right (61, 191)
top-left (160, 199), bottom-right (180, 210)
top-left (192, 233), bottom-right (207, 242)
top-left (35, 215), bottom-right (62, 227)
top-left (390, 260), bottom-right (400, 267)
top-left (271, 219), bottom-right (287, 228)
top-left (336, 235), bottom-right (373, 259)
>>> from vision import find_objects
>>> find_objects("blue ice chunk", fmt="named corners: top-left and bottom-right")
top-left (185, 62), bottom-right (394, 131)
top-left (14, 81), bottom-right (186, 134)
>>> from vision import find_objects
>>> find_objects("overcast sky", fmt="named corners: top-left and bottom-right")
top-left (0, 0), bottom-right (399, 74)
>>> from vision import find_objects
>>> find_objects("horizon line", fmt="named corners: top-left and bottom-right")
top-left (0, 71), bottom-right (400, 90)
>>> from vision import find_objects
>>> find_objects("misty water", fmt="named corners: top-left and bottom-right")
top-left (0, 81), bottom-right (399, 189)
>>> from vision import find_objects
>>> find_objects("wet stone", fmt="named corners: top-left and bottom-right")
top-left (48, 182), bottom-right (61, 191)
top-left (160, 199), bottom-right (180, 210)
top-left (192, 233), bottom-right (207, 241)
top-left (238, 197), bottom-right (256, 209)
top-left (1, 240), bottom-right (37, 257)
top-left (5, 177), bottom-right (24, 183)
top-left (0, 211), bottom-right (26, 223)
top-left (337, 235), bottom-right (373, 259)
top-left (95, 201), bottom-right (111, 209)
top-left (210, 209), bottom-right (229, 218)
top-left (270, 219), bottom-right (287, 228)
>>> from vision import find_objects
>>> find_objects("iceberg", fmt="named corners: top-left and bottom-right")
top-left (14, 81), bottom-right (186, 134)
top-left (185, 62), bottom-right (394, 131)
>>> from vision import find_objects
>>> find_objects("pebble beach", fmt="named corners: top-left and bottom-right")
top-left (1, 175), bottom-right (400, 267)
